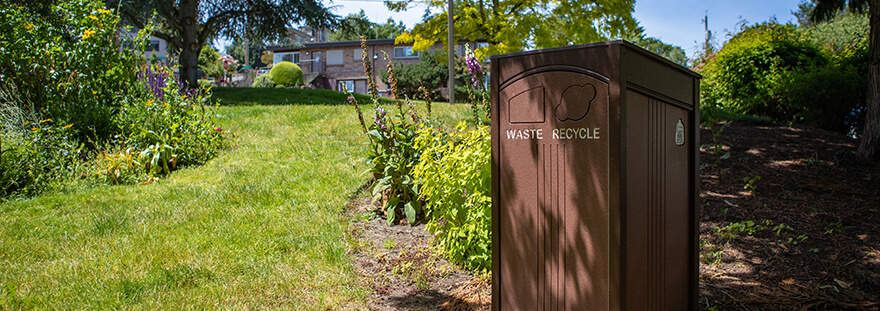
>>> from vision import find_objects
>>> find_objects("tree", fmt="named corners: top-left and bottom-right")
top-left (198, 45), bottom-right (223, 79)
top-left (390, 0), bottom-right (636, 58)
top-left (623, 26), bottom-right (688, 67)
top-left (380, 49), bottom-right (463, 99)
top-left (811, 0), bottom-right (880, 161)
top-left (329, 10), bottom-right (406, 41)
top-left (225, 36), bottom-right (268, 68)
top-left (107, 0), bottom-right (338, 88)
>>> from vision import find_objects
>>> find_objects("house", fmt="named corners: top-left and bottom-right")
top-left (119, 28), bottom-right (171, 64)
top-left (268, 39), bottom-right (488, 96)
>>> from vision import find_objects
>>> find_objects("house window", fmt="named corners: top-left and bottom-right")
top-left (339, 80), bottom-right (355, 93)
top-left (327, 50), bottom-right (344, 65)
top-left (353, 48), bottom-right (363, 61)
top-left (477, 42), bottom-right (490, 49)
top-left (277, 52), bottom-right (300, 64)
top-left (148, 40), bottom-right (160, 52)
top-left (393, 46), bottom-right (419, 59)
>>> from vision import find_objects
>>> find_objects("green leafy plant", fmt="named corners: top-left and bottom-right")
top-left (700, 239), bottom-right (724, 265)
top-left (412, 122), bottom-right (492, 273)
top-left (700, 108), bottom-right (732, 178)
top-left (253, 73), bottom-right (275, 88)
top-left (383, 239), bottom-right (397, 249)
top-left (97, 148), bottom-right (141, 185)
top-left (743, 175), bottom-right (762, 193)
top-left (118, 65), bottom-right (225, 179)
top-left (349, 39), bottom-right (426, 225)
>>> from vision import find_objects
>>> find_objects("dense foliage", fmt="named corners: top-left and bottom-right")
top-left (0, 0), bottom-right (224, 198)
top-left (198, 46), bottom-right (225, 80)
top-left (329, 10), bottom-right (406, 42)
top-left (391, 0), bottom-right (636, 59)
top-left (696, 17), bottom-right (869, 135)
top-left (379, 49), bottom-right (468, 101)
top-left (253, 73), bottom-right (276, 88)
top-left (350, 39), bottom-right (492, 272)
top-left (107, 0), bottom-right (338, 87)
top-left (269, 61), bottom-right (304, 87)
top-left (624, 27), bottom-right (688, 67)
top-left (412, 123), bottom-right (492, 272)
top-left (697, 22), bottom-right (825, 120)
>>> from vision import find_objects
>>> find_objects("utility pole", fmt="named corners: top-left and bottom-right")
top-left (702, 11), bottom-right (712, 55)
top-left (448, 0), bottom-right (454, 105)
top-left (244, 37), bottom-right (249, 67)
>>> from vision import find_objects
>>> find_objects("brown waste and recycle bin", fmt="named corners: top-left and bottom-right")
top-left (490, 40), bottom-right (701, 310)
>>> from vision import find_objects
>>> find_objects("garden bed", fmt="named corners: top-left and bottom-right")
top-left (349, 121), bottom-right (880, 310)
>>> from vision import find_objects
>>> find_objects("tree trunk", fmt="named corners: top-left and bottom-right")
top-left (178, 0), bottom-right (201, 88)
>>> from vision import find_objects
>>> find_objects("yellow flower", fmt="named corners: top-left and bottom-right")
top-left (83, 29), bottom-right (95, 39)
top-left (146, 100), bottom-right (153, 106)
top-left (89, 15), bottom-right (98, 21)
top-left (31, 127), bottom-right (39, 131)
top-left (63, 124), bottom-right (73, 129)
top-left (23, 121), bottom-right (30, 125)
top-left (97, 9), bottom-right (111, 14)
top-left (25, 24), bottom-right (34, 31)
top-left (40, 118), bottom-right (52, 123)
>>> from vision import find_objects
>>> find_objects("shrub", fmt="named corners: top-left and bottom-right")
top-left (117, 65), bottom-right (225, 177)
top-left (412, 122), bottom-right (492, 272)
top-left (253, 73), bottom-right (275, 88)
top-left (697, 22), bottom-right (825, 120)
top-left (270, 61), bottom-right (303, 87)
top-left (0, 0), bottom-right (226, 197)
top-left (777, 63), bottom-right (865, 134)
top-left (380, 49), bottom-right (468, 101)
top-left (0, 121), bottom-right (84, 198)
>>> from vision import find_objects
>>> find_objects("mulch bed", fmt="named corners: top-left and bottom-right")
top-left (347, 122), bottom-right (880, 310)
top-left (699, 122), bottom-right (880, 310)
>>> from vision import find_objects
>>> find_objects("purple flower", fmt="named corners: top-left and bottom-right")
top-left (374, 115), bottom-right (386, 131)
top-left (466, 55), bottom-right (484, 88)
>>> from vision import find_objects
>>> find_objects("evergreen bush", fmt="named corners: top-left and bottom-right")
top-left (269, 61), bottom-right (303, 87)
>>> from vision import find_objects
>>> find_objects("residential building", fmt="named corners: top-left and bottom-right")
top-left (268, 38), bottom-right (487, 96)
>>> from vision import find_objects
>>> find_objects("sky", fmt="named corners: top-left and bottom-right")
top-left (317, 0), bottom-right (806, 58)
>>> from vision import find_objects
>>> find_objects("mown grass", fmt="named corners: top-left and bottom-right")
top-left (0, 90), bottom-right (470, 309)
top-left (211, 87), bottom-right (395, 106)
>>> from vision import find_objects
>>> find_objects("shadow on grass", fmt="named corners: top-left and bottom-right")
top-left (210, 87), bottom-right (396, 106)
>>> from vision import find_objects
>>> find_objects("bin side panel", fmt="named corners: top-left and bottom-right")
top-left (663, 101), bottom-right (693, 310)
top-left (623, 89), bottom-right (693, 310)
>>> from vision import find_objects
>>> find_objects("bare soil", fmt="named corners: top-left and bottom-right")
top-left (346, 122), bottom-right (880, 310)
top-left (346, 197), bottom-right (490, 311)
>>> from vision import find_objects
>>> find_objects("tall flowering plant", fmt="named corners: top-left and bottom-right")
top-left (348, 37), bottom-right (426, 225)
top-left (464, 45), bottom-right (491, 124)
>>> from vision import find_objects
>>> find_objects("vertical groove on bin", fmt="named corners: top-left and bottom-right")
top-left (648, 96), bottom-right (653, 311)
top-left (538, 143), bottom-right (545, 311)
top-left (561, 143), bottom-right (566, 311)
top-left (660, 100), bottom-right (667, 309)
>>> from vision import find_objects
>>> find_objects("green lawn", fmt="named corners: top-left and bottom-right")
top-left (0, 92), bottom-right (470, 309)
top-left (211, 87), bottom-right (395, 106)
